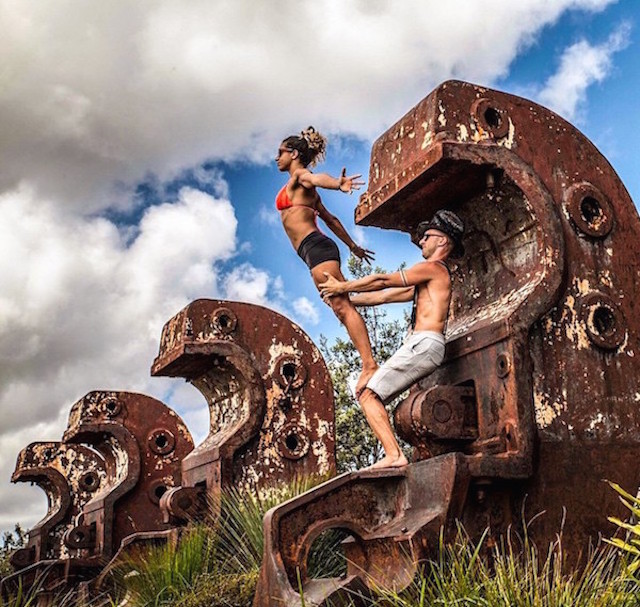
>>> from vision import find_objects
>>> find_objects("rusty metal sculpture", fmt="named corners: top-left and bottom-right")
top-left (151, 299), bottom-right (336, 522)
top-left (254, 80), bottom-right (640, 605)
top-left (3, 442), bottom-right (107, 599)
top-left (61, 391), bottom-right (194, 567)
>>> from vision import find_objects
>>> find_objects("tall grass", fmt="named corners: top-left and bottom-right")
top-left (361, 526), bottom-right (640, 607)
top-left (109, 474), bottom-right (344, 607)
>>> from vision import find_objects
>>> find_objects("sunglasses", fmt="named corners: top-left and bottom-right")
top-left (276, 147), bottom-right (293, 159)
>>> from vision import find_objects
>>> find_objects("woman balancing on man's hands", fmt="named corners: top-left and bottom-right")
top-left (275, 126), bottom-right (378, 395)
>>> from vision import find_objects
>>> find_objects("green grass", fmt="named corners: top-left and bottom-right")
top-left (108, 474), bottom-right (344, 607)
top-left (357, 526), bottom-right (640, 607)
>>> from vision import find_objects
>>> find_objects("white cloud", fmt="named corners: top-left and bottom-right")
top-left (258, 205), bottom-right (280, 227)
top-left (293, 297), bottom-right (321, 325)
top-left (0, 182), bottom-right (278, 531)
top-left (537, 24), bottom-right (631, 121)
top-left (0, 0), bottom-right (617, 212)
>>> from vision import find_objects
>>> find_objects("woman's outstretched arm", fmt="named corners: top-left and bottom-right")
top-left (298, 167), bottom-right (364, 193)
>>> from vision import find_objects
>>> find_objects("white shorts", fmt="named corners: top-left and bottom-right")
top-left (366, 331), bottom-right (445, 404)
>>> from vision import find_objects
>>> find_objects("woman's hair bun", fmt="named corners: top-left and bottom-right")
top-left (300, 126), bottom-right (327, 167)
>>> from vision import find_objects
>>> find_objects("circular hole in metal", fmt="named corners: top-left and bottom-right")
top-left (275, 356), bottom-right (307, 390)
top-left (565, 183), bottom-right (613, 239)
top-left (579, 293), bottom-right (626, 350)
top-left (496, 353), bottom-right (511, 378)
top-left (80, 472), bottom-right (99, 492)
top-left (484, 107), bottom-right (502, 129)
top-left (285, 433), bottom-right (299, 452)
top-left (593, 306), bottom-right (615, 336)
top-left (43, 448), bottom-right (53, 460)
top-left (155, 485), bottom-right (168, 500)
top-left (580, 196), bottom-right (603, 225)
top-left (279, 423), bottom-right (310, 460)
top-left (148, 429), bottom-right (176, 455)
top-left (212, 307), bottom-right (237, 334)
top-left (282, 362), bottom-right (296, 380)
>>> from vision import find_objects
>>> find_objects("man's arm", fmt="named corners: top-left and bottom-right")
top-left (350, 287), bottom-right (414, 307)
top-left (319, 261), bottom-right (442, 297)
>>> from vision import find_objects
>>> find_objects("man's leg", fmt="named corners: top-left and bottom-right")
top-left (311, 261), bottom-right (378, 392)
top-left (358, 388), bottom-right (408, 469)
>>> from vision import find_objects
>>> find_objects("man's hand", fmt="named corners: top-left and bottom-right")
top-left (319, 272), bottom-right (347, 299)
top-left (351, 244), bottom-right (375, 265)
top-left (337, 167), bottom-right (365, 194)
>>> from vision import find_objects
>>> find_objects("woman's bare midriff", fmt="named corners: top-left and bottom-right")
top-left (280, 206), bottom-right (320, 250)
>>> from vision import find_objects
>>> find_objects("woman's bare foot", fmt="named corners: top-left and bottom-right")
top-left (355, 365), bottom-right (378, 398)
top-left (367, 453), bottom-right (409, 470)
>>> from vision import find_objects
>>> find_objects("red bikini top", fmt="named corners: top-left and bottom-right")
top-left (275, 185), bottom-right (292, 210)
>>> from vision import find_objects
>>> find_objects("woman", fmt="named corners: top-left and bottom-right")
top-left (275, 126), bottom-right (377, 394)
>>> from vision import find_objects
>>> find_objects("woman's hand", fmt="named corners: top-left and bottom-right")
top-left (319, 273), bottom-right (346, 298)
top-left (350, 245), bottom-right (375, 265)
top-left (337, 167), bottom-right (365, 194)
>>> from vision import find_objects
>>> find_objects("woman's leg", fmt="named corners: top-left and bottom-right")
top-left (311, 260), bottom-right (378, 392)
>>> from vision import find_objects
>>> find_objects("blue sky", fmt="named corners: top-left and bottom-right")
top-left (1, 0), bottom-right (639, 534)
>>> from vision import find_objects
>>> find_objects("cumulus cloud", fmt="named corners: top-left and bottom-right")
top-left (538, 23), bottom-right (631, 121)
top-left (293, 297), bottom-right (321, 325)
top-left (0, 182), bottom-right (272, 530)
top-left (0, 0), bottom-right (617, 212)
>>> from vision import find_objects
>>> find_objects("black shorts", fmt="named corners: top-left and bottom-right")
top-left (297, 232), bottom-right (341, 270)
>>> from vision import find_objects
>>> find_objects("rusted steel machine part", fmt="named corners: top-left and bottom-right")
top-left (151, 299), bottom-right (336, 522)
top-left (61, 391), bottom-right (194, 571)
top-left (256, 79), bottom-right (640, 602)
top-left (2, 443), bottom-right (106, 597)
top-left (254, 454), bottom-right (469, 606)
top-left (355, 80), bottom-right (640, 552)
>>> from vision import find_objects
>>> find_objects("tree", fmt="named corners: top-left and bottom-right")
top-left (0, 523), bottom-right (26, 578)
top-left (319, 257), bottom-right (410, 472)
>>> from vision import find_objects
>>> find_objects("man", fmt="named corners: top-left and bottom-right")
top-left (319, 210), bottom-right (465, 469)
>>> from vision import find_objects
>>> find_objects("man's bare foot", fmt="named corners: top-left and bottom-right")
top-left (355, 365), bottom-right (378, 399)
top-left (366, 453), bottom-right (409, 470)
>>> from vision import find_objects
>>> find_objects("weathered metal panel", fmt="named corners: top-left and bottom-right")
top-left (151, 299), bottom-right (336, 522)
top-left (62, 391), bottom-right (194, 565)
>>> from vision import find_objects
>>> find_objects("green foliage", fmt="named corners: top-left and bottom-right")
top-left (607, 481), bottom-right (640, 575)
top-left (110, 474), bottom-right (343, 607)
top-left (320, 256), bottom-right (409, 471)
top-left (0, 525), bottom-right (26, 579)
top-left (361, 526), bottom-right (640, 607)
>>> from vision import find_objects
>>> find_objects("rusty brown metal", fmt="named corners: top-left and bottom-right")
top-left (151, 299), bottom-right (336, 522)
top-left (255, 454), bottom-right (469, 606)
top-left (9, 442), bottom-right (106, 570)
top-left (61, 390), bottom-right (194, 570)
top-left (1, 442), bottom-right (107, 600)
top-left (255, 80), bottom-right (640, 604)
top-left (358, 79), bottom-right (640, 553)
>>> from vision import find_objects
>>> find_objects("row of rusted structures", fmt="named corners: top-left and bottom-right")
top-left (2, 301), bottom-right (337, 604)
top-left (4, 81), bottom-right (640, 607)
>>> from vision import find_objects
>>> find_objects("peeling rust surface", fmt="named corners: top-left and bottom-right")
top-left (61, 390), bottom-right (194, 565)
top-left (256, 80), bottom-right (640, 604)
top-left (9, 442), bottom-right (106, 570)
top-left (151, 299), bottom-right (336, 522)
